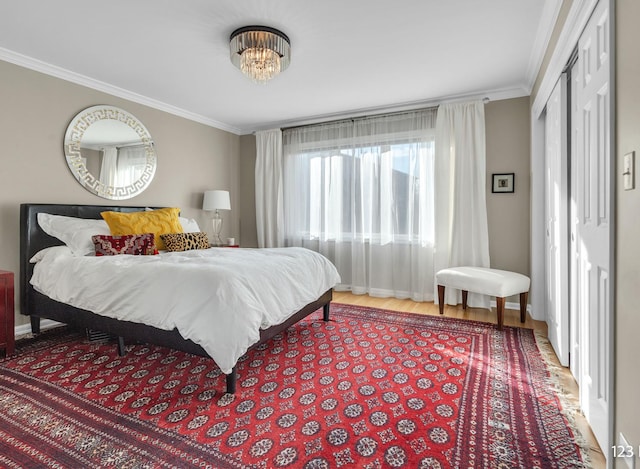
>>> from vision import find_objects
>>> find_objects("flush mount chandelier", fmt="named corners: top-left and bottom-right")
top-left (229, 26), bottom-right (291, 84)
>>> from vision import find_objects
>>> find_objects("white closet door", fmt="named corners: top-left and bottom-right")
top-left (571, 0), bottom-right (611, 455)
top-left (544, 75), bottom-right (569, 367)
top-left (569, 62), bottom-right (581, 385)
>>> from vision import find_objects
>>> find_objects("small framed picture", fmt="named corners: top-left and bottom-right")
top-left (492, 173), bottom-right (515, 193)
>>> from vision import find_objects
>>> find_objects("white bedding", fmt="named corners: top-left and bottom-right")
top-left (30, 246), bottom-right (340, 374)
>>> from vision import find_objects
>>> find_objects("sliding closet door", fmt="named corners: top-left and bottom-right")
top-left (571, 0), bottom-right (612, 454)
top-left (544, 75), bottom-right (569, 367)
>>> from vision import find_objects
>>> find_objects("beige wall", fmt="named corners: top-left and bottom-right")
top-left (0, 60), bottom-right (531, 330)
top-left (236, 98), bottom-right (532, 286)
top-left (0, 59), bottom-right (241, 327)
top-left (485, 97), bottom-right (531, 279)
top-left (239, 134), bottom-right (258, 247)
top-left (615, 0), bottom-right (640, 461)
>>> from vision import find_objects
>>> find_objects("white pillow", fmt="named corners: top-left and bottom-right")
top-left (29, 245), bottom-right (72, 263)
top-left (179, 217), bottom-right (201, 233)
top-left (37, 213), bottom-right (111, 256)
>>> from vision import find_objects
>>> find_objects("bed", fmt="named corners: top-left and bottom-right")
top-left (20, 203), bottom-right (338, 394)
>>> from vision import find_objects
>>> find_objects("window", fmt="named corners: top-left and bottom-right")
top-left (283, 110), bottom-right (436, 248)
top-left (298, 139), bottom-right (434, 244)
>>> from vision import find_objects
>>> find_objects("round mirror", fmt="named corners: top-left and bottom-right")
top-left (64, 105), bottom-right (157, 200)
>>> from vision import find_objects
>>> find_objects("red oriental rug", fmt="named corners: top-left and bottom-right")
top-left (0, 304), bottom-right (588, 468)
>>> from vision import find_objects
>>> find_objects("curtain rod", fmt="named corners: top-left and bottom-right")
top-left (281, 105), bottom-right (439, 132)
top-left (281, 98), bottom-right (489, 132)
top-left (115, 142), bottom-right (148, 149)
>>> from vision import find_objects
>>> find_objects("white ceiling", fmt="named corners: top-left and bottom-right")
top-left (0, 0), bottom-right (557, 135)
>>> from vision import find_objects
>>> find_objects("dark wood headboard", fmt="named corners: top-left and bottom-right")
top-left (19, 203), bottom-right (155, 318)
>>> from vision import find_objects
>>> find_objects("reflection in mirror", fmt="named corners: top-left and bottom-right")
top-left (64, 106), bottom-right (157, 200)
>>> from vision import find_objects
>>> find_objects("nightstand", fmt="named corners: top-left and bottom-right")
top-left (0, 270), bottom-right (15, 356)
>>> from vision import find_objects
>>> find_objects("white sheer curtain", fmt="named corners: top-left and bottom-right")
top-left (116, 145), bottom-right (147, 186)
top-left (100, 147), bottom-right (118, 186)
top-left (283, 110), bottom-right (437, 301)
top-left (255, 129), bottom-right (284, 248)
top-left (434, 101), bottom-right (490, 307)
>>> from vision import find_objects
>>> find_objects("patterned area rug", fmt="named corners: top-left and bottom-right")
top-left (0, 304), bottom-right (587, 468)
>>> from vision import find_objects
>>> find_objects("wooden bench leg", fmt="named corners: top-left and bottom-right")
top-left (437, 285), bottom-right (445, 315)
top-left (496, 297), bottom-right (505, 331)
top-left (462, 290), bottom-right (468, 310)
top-left (519, 292), bottom-right (528, 323)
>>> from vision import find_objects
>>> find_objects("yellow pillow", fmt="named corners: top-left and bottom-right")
top-left (101, 207), bottom-right (183, 251)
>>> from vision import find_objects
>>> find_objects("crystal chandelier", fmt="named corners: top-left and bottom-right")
top-left (229, 26), bottom-right (291, 84)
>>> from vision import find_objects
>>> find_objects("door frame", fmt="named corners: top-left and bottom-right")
top-left (543, 74), bottom-right (570, 367)
top-left (530, 0), bottom-right (614, 462)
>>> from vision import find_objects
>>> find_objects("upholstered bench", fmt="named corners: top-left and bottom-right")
top-left (436, 266), bottom-right (530, 330)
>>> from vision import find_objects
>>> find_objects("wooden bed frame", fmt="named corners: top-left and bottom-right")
top-left (19, 203), bottom-right (332, 394)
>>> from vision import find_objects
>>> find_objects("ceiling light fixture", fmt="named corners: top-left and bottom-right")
top-left (229, 26), bottom-right (291, 84)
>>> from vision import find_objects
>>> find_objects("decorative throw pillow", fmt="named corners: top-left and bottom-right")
top-left (92, 233), bottom-right (158, 256)
top-left (160, 232), bottom-right (210, 252)
top-left (101, 207), bottom-right (183, 251)
top-left (145, 207), bottom-right (201, 233)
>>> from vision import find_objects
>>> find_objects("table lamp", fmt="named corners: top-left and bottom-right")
top-left (202, 190), bottom-right (231, 246)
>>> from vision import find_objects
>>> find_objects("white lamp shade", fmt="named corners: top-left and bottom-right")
top-left (203, 190), bottom-right (231, 211)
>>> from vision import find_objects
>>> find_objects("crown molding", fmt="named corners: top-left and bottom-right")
top-left (525, 0), bottom-right (563, 90)
top-left (0, 47), bottom-right (243, 135)
top-left (0, 45), bottom-right (535, 138)
top-left (531, 0), bottom-right (599, 118)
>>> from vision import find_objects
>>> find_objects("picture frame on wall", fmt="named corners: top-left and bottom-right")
top-left (492, 173), bottom-right (515, 193)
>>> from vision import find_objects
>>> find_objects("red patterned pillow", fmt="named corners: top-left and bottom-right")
top-left (92, 233), bottom-right (158, 256)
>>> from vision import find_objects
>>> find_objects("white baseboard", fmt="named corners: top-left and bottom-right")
top-left (13, 302), bottom-right (534, 338)
top-left (15, 319), bottom-right (64, 337)
top-left (490, 299), bottom-right (533, 316)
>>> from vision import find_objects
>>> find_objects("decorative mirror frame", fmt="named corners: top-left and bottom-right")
top-left (64, 105), bottom-right (157, 200)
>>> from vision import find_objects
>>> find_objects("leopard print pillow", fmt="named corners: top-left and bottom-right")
top-left (160, 232), bottom-right (209, 252)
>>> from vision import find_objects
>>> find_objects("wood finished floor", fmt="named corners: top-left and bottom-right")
top-left (332, 291), bottom-right (606, 469)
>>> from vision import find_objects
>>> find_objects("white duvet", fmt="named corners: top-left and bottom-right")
top-left (30, 246), bottom-right (340, 374)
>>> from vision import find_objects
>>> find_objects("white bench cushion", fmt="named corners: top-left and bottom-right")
top-left (436, 267), bottom-right (530, 298)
